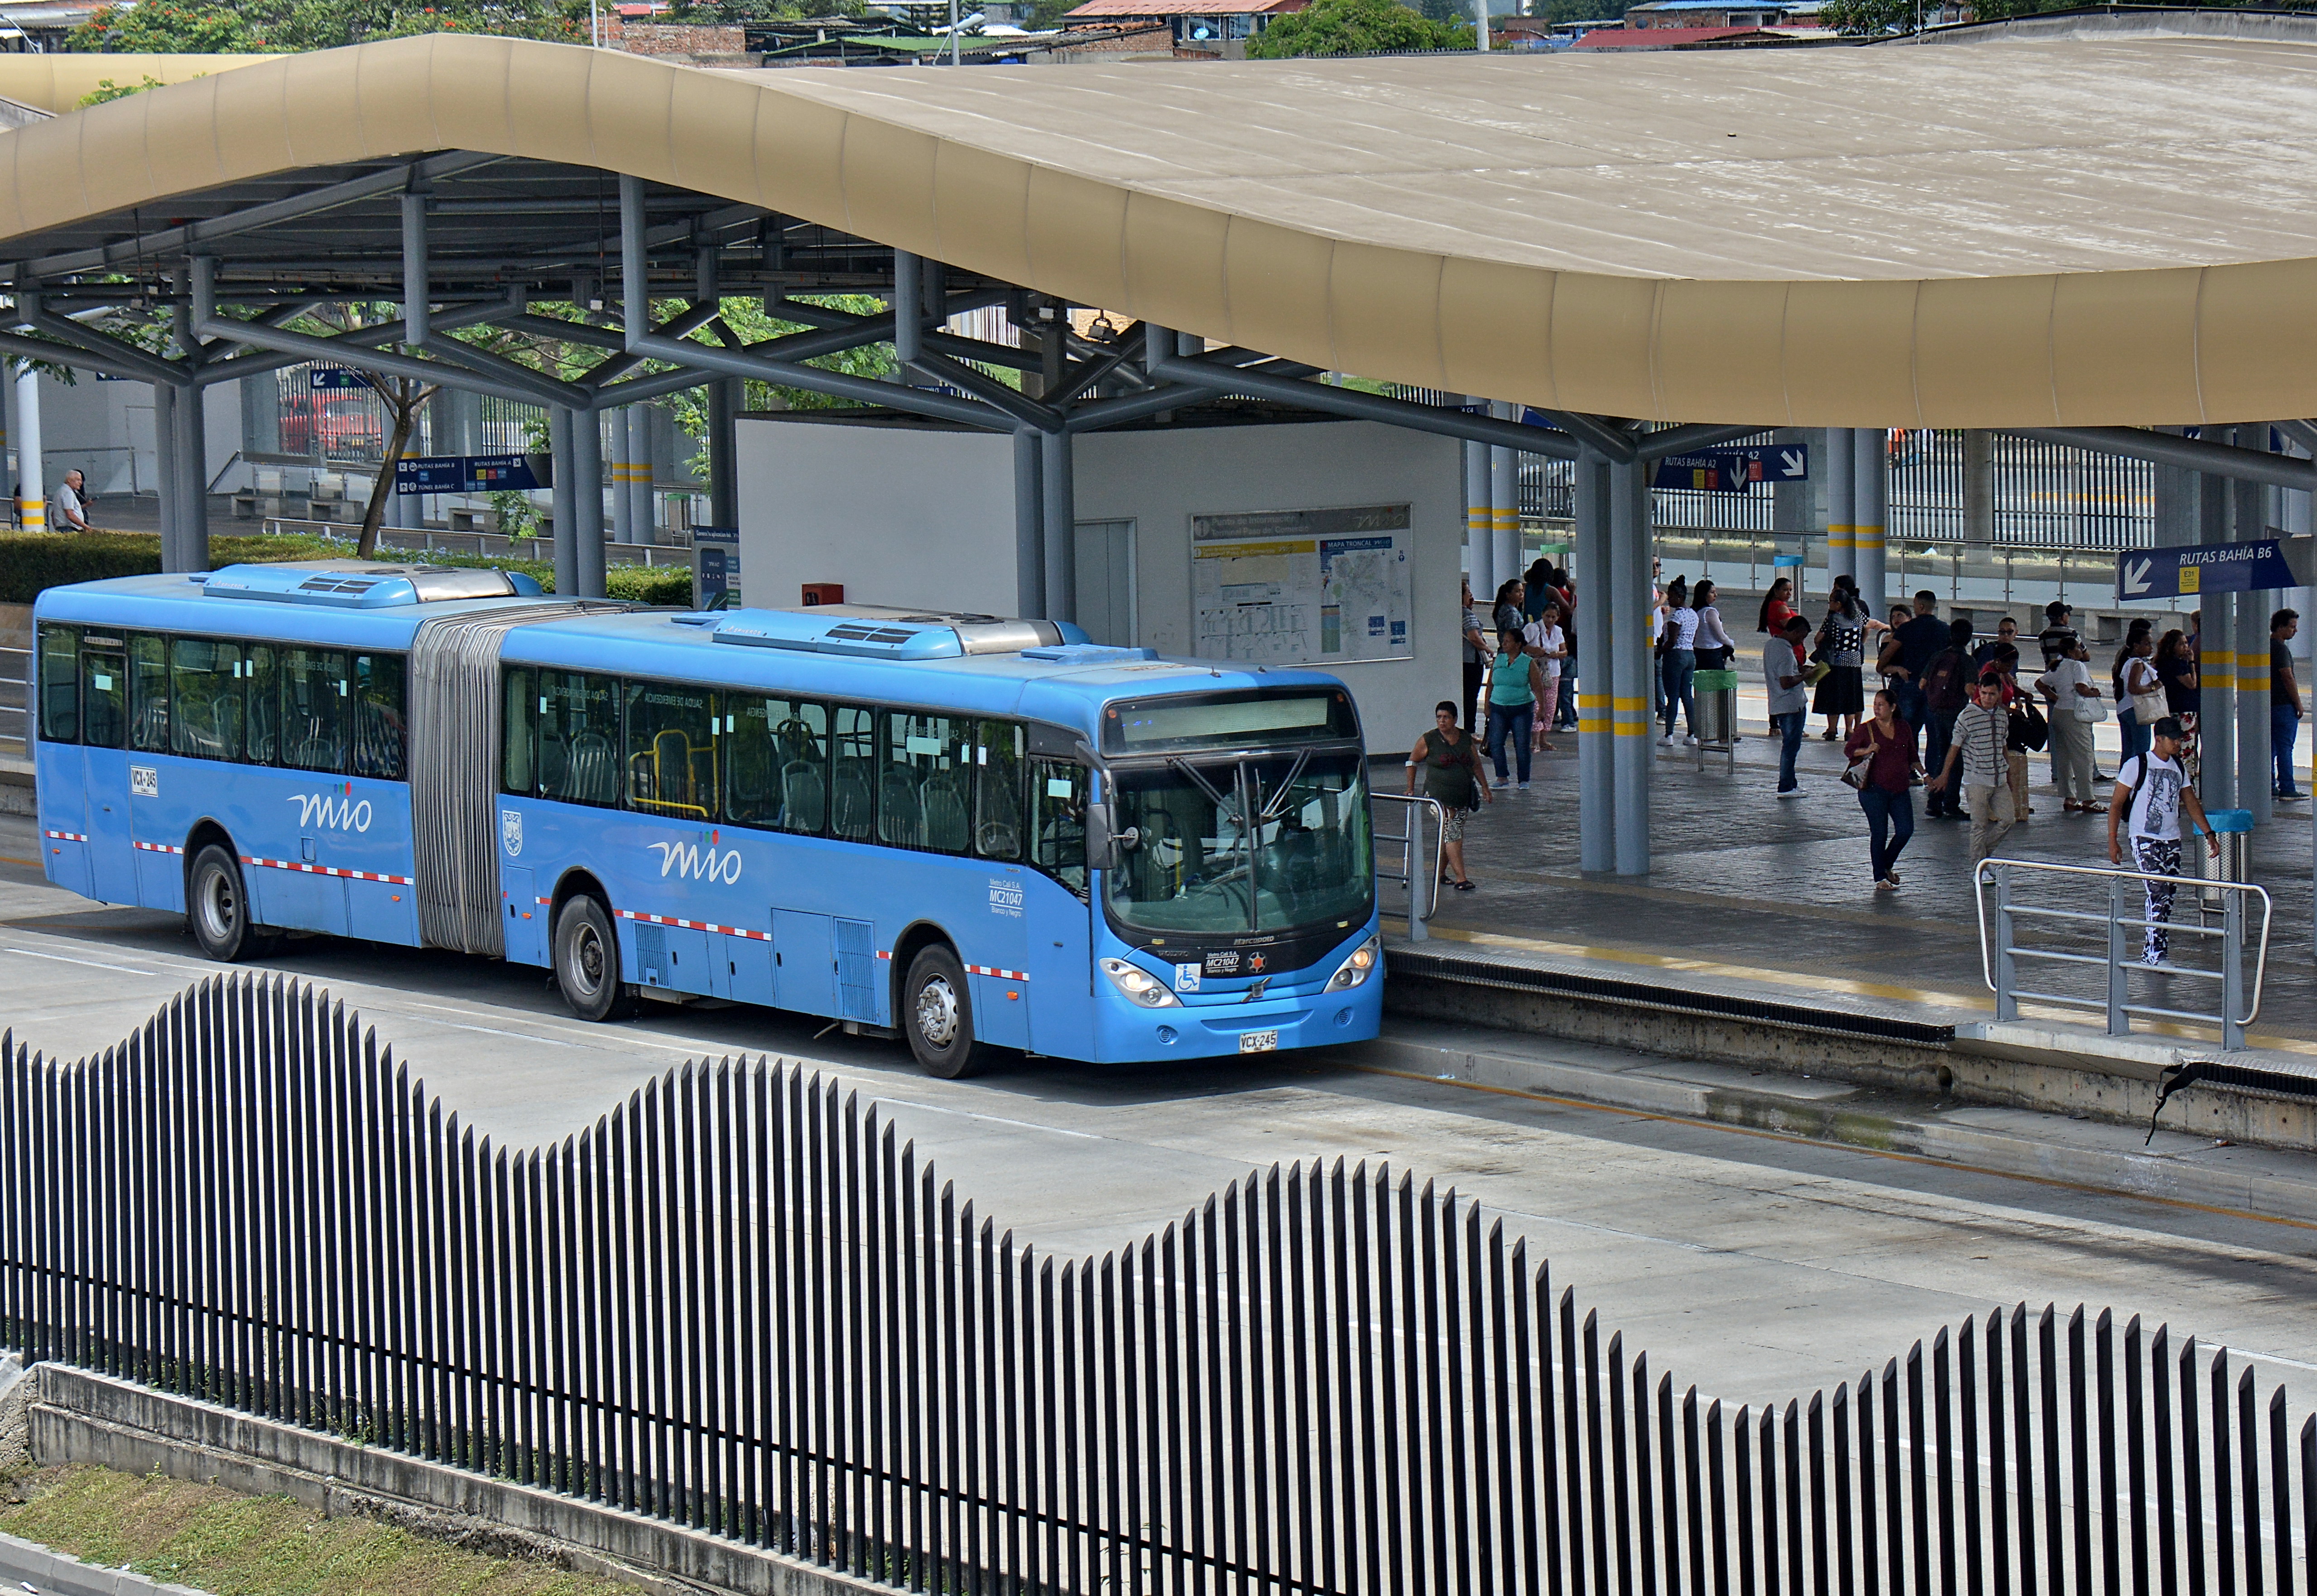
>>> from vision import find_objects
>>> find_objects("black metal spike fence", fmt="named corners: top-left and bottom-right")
top-left (1, 975), bottom-right (2311, 1594)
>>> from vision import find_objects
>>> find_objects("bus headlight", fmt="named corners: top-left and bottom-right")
top-left (1324, 935), bottom-right (1381, 993)
top-left (1100, 957), bottom-right (1182, 1008)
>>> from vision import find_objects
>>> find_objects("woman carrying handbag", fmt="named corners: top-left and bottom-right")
top-left (1843, 689), bottom-right (1923, 891)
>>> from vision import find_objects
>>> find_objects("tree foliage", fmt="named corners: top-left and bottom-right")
top-left (1245, 0), bottom-right (1471, 57)
top-left (68, 0), bottom-right (583, 53)
top-left (1817, 0), bottom-right (1912, 34)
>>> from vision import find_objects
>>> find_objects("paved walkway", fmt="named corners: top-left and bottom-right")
top-left (1392, 689), bottom-right (2317, 1050)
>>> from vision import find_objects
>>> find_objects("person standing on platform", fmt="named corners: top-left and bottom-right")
top-left (2156, 627), bottom-right (2199, 745)
top-left (1846, 689), bottom-right (1921, 891)
top-left (1887, 591), bottom-right (1951, 743)
top-left (1408, 700), bottom-right (1490, 892)
top-left (1461, 579), bottom-right (1492, 730)
top-left (1765, 614), bottom-right (1812, 798)
top-left (1491, 578), bottom-right (1527, 642)
top-left (1552, 568), bottom-right (1580, 732)
top-left (1813, 588), bottom-right (1867, 742)
top-left (1691, 580), bottom-right (1737, 671)
top-left (1485, 629), bottom-right (1545, 791)
top-left (52, 468), bottom-right (91, 533)
top-left (1930, 672), bottom-right (2014, 875)
top-left (2272, 609), bottom-right (2304, 800)
top-left (1524, 600), bottom-right (1568, 753)
top-left (2108, 717), bottom-right (2219, 968)
top-left (1919, 618), bottom-right (1975, 821)
top-left (1658, 580), bottom-right (1699, 745)
top-left (1972, 615), bottom-right (2021, 676)
top-left (2117, 623), bottom-right (2162, 769)
top-left (2038, 635), bottom-right (2105, 814)
top-left (2036, 601), bottom-right (2079, 671)
top-left (1757, 577), bottom-right (1799, 639)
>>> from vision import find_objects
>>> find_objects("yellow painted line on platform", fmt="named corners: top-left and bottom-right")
top-left (1339, 1059), bottom-right (2317, 1234)
top-left (0, 855), bottom-right (38, 868)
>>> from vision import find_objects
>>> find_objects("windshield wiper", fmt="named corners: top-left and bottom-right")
top-left (1256, 748), bottom-right (1312, 822)
top-left (1167, 755), bottom-right (1235, 811)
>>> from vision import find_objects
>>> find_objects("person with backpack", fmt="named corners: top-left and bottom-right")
top-left (1918, 617), bottom-right (1975, 820)
top-left (2108, 716), bottom-right (2219, 968)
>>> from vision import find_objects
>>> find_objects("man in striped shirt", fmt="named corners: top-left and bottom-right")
top-left (1929, 672), bottom-right (2014, 875)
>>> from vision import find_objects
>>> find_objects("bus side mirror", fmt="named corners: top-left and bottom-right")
top-left (1085, 803), bottom-right (1139, 870)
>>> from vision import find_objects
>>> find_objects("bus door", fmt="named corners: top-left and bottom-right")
top-left (125, 636), bottom-right (183, 912)
top-left (966, 721), bottom-right (1032, 1050)
top-left (77, 633), bottom-right (138, 905)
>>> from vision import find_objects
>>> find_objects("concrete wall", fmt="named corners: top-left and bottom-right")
top-left (736, 416), bottom-right (1462, 750)
top-left (9, 374), bottom-right (239, 503)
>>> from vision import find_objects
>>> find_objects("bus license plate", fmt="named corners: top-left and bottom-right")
top-left (1239, 1029), bottom-right (1279, 1054)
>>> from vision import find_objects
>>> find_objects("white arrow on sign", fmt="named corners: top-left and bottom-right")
top-left (1778, 449), bottom-right (1805, 478)
top-left (2121, 558), bottom-right (2154, 597)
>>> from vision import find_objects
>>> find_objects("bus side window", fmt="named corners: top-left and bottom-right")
top-left (624, 681), bottom-right (718, 820)
top-left (830, 706), bottom-right (875, 842)
top-left (881, 711), bottom-right (969, 854)
top-left (502, 667), bottom-right (536, 797)
top-left (729, 697), bottom-right (827, 834)
top-left (973, 720), bottom-right (1025, 860)
top-left (80, 637), bottom-right (125, 750)
top-left (279, 648), bottom-right (349, 773)
top-left (128, 635), bottom-right (170, 754)
top-left (353, 654), bottom-right (407, 781)
top-left (171, 636), bottom-right (244, 763)
top-left (538, 671), bottom-right (619, 807)
top-left (1031, 760), bottom-right (1089, 894)
top-left (37, 625), bottom-right (77, 745)
top-left (243, 646), bottom-right (279, 766)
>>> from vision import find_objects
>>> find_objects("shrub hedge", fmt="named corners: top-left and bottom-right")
top-left (0, 533), bottom-right (697, 607)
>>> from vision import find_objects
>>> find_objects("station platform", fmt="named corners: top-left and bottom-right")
top-left (1377, 698), bottom-right (2317, 1151)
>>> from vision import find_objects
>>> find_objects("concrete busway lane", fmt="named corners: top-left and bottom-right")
top-left (3, 812), bottom-right (2315, 1416)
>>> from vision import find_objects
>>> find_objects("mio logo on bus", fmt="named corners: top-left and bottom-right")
top-left (288, 785), bottom-right (372, 833)
top-left (650, 831), bottom-right (744, 885)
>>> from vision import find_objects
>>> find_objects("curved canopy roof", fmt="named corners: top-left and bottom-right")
top-left (0, 32), bottom-right (2314, 426)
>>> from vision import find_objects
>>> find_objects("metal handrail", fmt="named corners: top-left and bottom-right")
top-left (1371, 792), bottom-right (1448, 940)
top-left (1973, 856), bottom-right (2272, 1050)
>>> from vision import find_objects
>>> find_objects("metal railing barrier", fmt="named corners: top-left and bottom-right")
top-left (1371, 790), bottom-right (1447, 940)
top-left (1975, 856), bottom-right (2272, 1052)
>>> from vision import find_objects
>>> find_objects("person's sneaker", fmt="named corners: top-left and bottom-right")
top-left (1683, 734), bottom-right (1700, 746)
top-left (1776, 788), bottom-right (1805, 799)
top-left (1658, 734), bottom-right (1675, 745)
top-left (1517, 782), bottom-right (1531, 791)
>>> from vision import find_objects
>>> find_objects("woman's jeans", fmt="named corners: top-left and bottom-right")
top-left (1661, 649), bottom-right (1697, 736)
top-left (1858, 785), bottom-right (1915, 882)
top-left (1487, 702), bottom-right (1534, 784)
top-left (2120, 704), bottom-right (2149, 766)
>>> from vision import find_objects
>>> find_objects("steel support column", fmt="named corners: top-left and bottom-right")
top-left (707, 377), bottom-right (739, 529)
top-left (1013, 428), bottom-right (1044, 620)
top-left (1463, 420), bottom-right (1492, 612)
top-left (607, 407), bottom-right (634, 544)
top-left (1490, 401), bottom-right (1519, 594)
top-left (1610, 457), bottom-right (1651, 876)
top-left (2200, 470), bottom-right (2235, 810)
top-left (1853, 427), bottom-right (1887, 620)
top-left (628, 405), bottom-right (654, 541)
top-left (1825, 427), bottom-right (1854, 593)
top-left (1963, 430), bottom-right (1995, 546)
top-left (549, 405), bottom-right (578, 596)
top-left (13, 361), bottom-right (41, 532)
top-left (2236, 474), bottom-right (2271, 825)
top-left (171, 382), bottom-right (207, 573)
top-left (570, 404), bottom-right (606, 599)
top-left (1042, 423), bottom-right (1075, 626)
top-left (1573, 448), bottom-right (1614, 875)
top-left (151, 381), bottom-right (177, 556)
top-left (1, 361), bottom-right (16, 525)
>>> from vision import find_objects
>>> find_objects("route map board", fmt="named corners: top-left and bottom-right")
top-left (1191, 505), bottom-right (1413, 667)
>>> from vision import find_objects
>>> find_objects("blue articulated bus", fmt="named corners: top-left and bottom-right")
top-left (32, 560), bottom-right (1382, 1076)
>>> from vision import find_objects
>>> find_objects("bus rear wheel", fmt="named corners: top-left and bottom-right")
top-left (187, 844), bottom-right (275, 963)
top-left (903, 946), bottom-right (982, 1080)
top-left (553, 895), bottom-right (633, 1022)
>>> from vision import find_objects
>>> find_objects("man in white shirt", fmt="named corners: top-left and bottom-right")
top-left (2107, 716), bottom-right (2219, 966)
top-left (1764, 615), bottom-right (1811, 796)
top-left (52, 468), bottom-right (89, 532)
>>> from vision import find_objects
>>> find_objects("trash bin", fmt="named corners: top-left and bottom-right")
top-left (2193, 807), bottom-right (2253, 925)
top-left (1692, 668), bottom-right (1740, 772)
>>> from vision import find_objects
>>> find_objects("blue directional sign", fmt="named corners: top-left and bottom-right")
top-left (392, 452), bottom-right (547, 495)
top-left (308, 367), bottom-right (372, 392)
top-left (1652, 444), bottom-right (1810, 493)
top-left (2114, 538), bottom-right (2312, 603)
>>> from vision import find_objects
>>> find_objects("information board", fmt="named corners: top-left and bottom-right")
top-left (392, 452), bottom-right (547, 495)
top-left (1190, 504), bottom-right (1412, 666)
top-left (2115, 537), bottom-right (2313, 602)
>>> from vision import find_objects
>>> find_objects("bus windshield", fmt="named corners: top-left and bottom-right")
top-left (1104, 750), bottom-right (1372, 935)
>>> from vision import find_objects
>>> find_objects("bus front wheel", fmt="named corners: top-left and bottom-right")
top-left (903, 946), bottom-right (982, 1080)
top-left (553, 895), bottom-right (632, 1022)
top-left (187, 844), bottom-right (275, 963)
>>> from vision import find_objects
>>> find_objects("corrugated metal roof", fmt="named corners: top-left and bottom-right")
top-left (1064, 0), bottom-right (1301, 15)
top-left (1571, 24), bottom-right (1779, 44)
